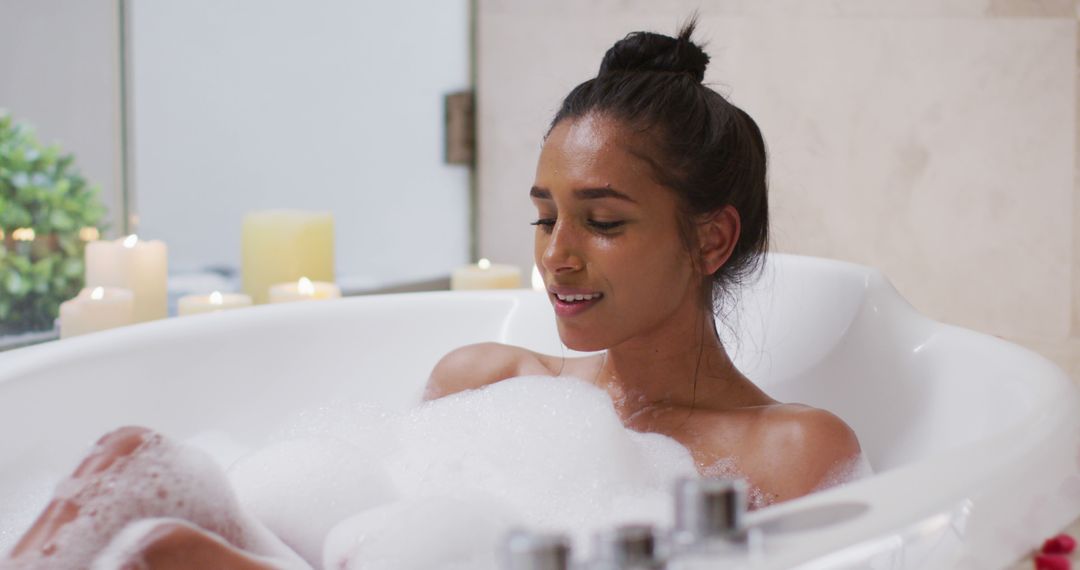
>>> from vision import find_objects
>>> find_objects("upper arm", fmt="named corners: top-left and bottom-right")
top-left (423, 342), bottom-right (550, 401)
top-left (750, 406), bottom-right (863, 502)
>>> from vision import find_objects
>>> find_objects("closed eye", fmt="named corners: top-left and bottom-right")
top-left (588, 220), bottom-right (625, 231)
top-left (531, 218), bottom-right (626, 232)
top-left (531, 218), bottom-right (556, 231)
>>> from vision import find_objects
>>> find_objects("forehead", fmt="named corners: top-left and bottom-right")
top-left (535, 114), bottom-right (662, 195)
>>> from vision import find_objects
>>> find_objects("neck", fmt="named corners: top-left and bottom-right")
top-left (595, 303), bottom-right (746, 422)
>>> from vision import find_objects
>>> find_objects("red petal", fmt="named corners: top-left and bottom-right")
top-left (1035, 554), bottom-right (1072, 570)
top-left (1042, 534), bottom-right (1078, 555)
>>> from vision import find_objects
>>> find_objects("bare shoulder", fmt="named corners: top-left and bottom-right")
top-left (749, 404), bottom-right (863, 499)
top-left (423, 342), bottom-right (557, 401)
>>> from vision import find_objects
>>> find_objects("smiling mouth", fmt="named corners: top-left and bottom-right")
top-left (553, 292), bottom-right (604, 303)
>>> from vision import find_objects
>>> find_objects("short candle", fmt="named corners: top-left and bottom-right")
top-left (451, 258), bottom-right (523, 290)
top-left (58, 286), bottom-right (135, 339)
top-left (268, 276), bottom-right (342, 303)
top-left (177, 291), bottom-right (253, 316)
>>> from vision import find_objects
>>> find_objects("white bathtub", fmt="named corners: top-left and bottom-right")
top-left (0, 254), bottom-right (1077, 569)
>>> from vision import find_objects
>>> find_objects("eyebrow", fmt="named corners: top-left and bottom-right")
top-left (529, 186), bottom-right (638, 204)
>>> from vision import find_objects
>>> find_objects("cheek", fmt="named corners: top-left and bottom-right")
top-left (606, 234), bottom-right (694, 302)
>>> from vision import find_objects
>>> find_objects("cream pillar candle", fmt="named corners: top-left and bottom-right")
top-left (59, 286), bottom-right (135, 339)
top-left (84, 235), bottom-right (168, 322)
top-left (242, 210), bottom-right (335, 304)
top-left (177, 291), bottom-right (253, 316)
top-left (268, 276), bottom-right (342, 303)
top-left (451, 258), bottom-right (523, 290)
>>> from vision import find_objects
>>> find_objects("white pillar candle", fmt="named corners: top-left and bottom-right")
top-left (268, 276), bottom-right (342, 303)
top-left (451, 258), bottom-right (523, 290)
top-left (177, 291), bottom-right (253, 316)
top-left (84, 234), bottom-right (168, 323)
top-left (59, 286), bottom-right (135, 339)
top-left (242, 210), bottom-right (335, 305)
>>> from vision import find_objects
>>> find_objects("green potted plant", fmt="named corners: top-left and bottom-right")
top-left (0, 112), bottom-right (107, 334)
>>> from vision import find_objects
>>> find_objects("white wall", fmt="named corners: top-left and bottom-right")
top-left (0, 0), bottom-right (124, 233)
top-left (475, 1), bottom-right (1079, 375)
top-left (126, 0), bottom-right (472, 285)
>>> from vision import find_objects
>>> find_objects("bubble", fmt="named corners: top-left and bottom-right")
top-left (323, 494), bottom-right (519, 570)
top-left (228, 437), bottom-right (397, 565)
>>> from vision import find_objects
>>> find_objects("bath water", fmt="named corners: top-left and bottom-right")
top-left (2, 375), bottom-right (870, 569)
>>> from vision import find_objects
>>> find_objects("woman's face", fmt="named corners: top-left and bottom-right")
top-left (532, 114), bottom-right (700, 352)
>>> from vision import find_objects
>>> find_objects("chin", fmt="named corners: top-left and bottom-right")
top-left (555, 322), bottom-right (610, 353)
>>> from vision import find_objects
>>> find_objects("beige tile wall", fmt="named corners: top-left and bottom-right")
top-left (476, 0), bottom-right (1078, 378)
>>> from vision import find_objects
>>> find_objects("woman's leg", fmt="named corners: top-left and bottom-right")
top-left (5, 427), bottom-right (300, 570)
top-left (10, 426), bottom-right (151, 559)
top-left (93, 518), bottom-right (284, 570)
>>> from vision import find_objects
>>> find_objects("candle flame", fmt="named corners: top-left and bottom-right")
top-left (210, 291), bottom-right (224, 305)
top-left (531, 265), bottom-right (545, 291)
top-left (12, 227), bottom-right (35, 242)
top-left (79, 227), bottom-right (100, 241)
top-left (122, 234), bottom-right (139, 248)
top-left (298, 277), bottom-right (315, 296)
top-left (478, 258), bottom-right (492, 270)
top-left (90, 287), bottom-right (105, 300)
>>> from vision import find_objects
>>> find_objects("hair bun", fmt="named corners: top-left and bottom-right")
top-left (598, 21), bottom-right (709, 82)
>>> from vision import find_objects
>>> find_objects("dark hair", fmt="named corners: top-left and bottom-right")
top-left (548, 18), bottom-right (769, 313)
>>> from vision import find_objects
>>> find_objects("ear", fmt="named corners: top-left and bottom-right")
top-left (696, 205), bottom-right (740, 276)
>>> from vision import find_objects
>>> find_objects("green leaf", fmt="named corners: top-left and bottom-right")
top-left (4, 270), bottom-right (26, 296)
top-left (0, 203), bottom-right (31, 227)
top-left (61, 257), bottom-right (83, 278)
top-left (48, 209), bottom-right (74, 231)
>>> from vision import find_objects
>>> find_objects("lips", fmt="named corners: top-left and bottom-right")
top-left (549, 287), bottom-right (604, 317)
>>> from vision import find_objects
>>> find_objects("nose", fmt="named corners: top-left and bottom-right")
top-left (540, 220), bottom-right (585, 276)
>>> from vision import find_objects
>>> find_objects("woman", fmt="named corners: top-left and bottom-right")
top-left (427, 19), bottom-right (862, 507)
top-left (5, 20), bottom-right (862, 569)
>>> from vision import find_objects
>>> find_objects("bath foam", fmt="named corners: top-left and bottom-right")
top-left (389, 377), bottom-right (698, 540)
top-left (814, 453), bottom-right (874, 492)
top-left (183, 429), bottom-right (255, 471)
top-left (700, 456), bottom-right (778, 510)
top-left (322, 494), bottom-right (519, 570)
top-left (227, 437), bottom-right (398, 565)
top-left (4, 433), bottom-right (301, 570)
top-left (701, 453), bottom-right (875, 511)
top-left (233, 375), bottom-right (697, 566)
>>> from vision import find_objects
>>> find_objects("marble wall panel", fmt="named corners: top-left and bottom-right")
top-left (478, 9), bottom-right (1075, 340)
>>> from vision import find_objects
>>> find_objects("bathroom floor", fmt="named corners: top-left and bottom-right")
top-left (1007, 515), bottom-right (1080, 569)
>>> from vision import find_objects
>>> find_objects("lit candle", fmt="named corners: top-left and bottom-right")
top-left (451, 258), bottom-right (523, 290)
top-left (177, 291), bottom-right (253, 316)
top-left (58, 286), bottom-right (135, 339)
top-left (242, 210), bottom-right (335, 304)
top-left (84, 234), bottom-right (168, 323)
top-left (268, 276), bottom-right (342, 303)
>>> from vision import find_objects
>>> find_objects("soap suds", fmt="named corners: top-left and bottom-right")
top-left (5, 376), bottom-right (869, 569)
